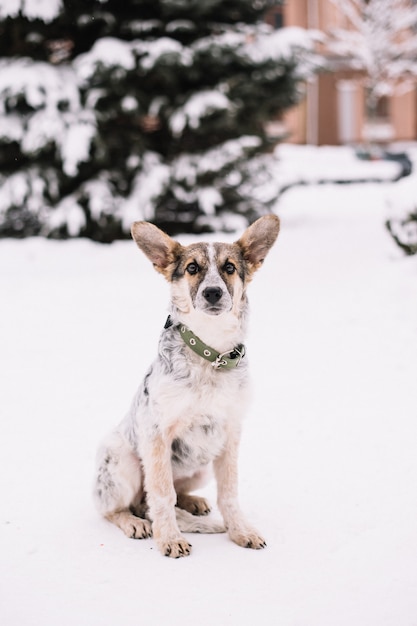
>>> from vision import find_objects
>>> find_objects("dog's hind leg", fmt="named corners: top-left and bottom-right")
top-left (175, 468), bottom-right (212, 516)
top-left (94, 431), bottom-right (152, 540)
top-left (175, 508), bottom-right (225, 534)
top-left (177, 493), bottom-right (211, 516)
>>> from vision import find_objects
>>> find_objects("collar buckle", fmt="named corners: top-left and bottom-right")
top-left (212, 345), bottom-right (245, 370)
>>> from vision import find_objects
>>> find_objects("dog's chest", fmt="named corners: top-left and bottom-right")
top-left (140, 333), bottom-right (249, 472)
top-left (171, 413), bottom-right (226, 471)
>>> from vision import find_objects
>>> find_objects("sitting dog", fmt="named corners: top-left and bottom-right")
top-left (94, 214), bottom-right (280, 558)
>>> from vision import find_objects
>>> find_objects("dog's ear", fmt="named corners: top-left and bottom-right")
top-left (236, 214), bottom-right (280, 275)
top-left (131, 221), bottom-right (182, 278)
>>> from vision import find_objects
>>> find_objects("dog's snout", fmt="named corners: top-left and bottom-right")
top-left (203, 287), bottom-right (223, 305)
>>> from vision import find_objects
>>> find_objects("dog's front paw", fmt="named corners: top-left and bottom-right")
top-left (229, 526), bottom-right (266, 550)
top-left (158, 536), bottom-right (192, 558)
top-left (107, 511), bottom-right (152, 540)
top-left (129, 518), bottom-right (153, 540)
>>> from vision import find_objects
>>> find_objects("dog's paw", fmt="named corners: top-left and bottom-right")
top-left (229, 527), bottom-right (266, 550)
top-left (121, 517), bottom-right (152, 540)
top-left (129, 518), bottom-right (153, 540)
top-left (177, 493), bottom-right (211, 516)
top-left (159, 537), bottom-right (192, 558)
top-left (107, 511), bottom-right (152, 540)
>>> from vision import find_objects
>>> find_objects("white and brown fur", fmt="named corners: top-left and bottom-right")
top-left (94, 214), bottom-right (280, 558)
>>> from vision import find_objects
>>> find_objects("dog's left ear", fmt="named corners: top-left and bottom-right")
top-left (131, 221), bottom-right (182, 278)
top-left (236, 214), bottom-right (280, 274)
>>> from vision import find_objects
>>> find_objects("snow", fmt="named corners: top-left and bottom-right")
top-left (83, 178), bottom-right (117, 223)
top-left (23, 109), bottom-right (65, 156)
top-left (0, 60), bottom-right (80, 113)
top-left (193, 24), bottom-right (321, 78)
top-left (197, 135), bottom-right (261, 176)
top-left (121, 95), bottom-right (138, 113)
top-left (1, 155), bottom-right (417, 624)
top-left (169, 136), bottom-right (261, 189)
top-left (0, 168), bottom-right (57, 224)
top-left (120, 152), bottom-right (170, 228)
top-left (134, 37), bottom-right (192, 70)
top-left (60, 115), bottom-right (96, 178)
top-left (247, 26), bottom-right (322, 64)
top-left (166, 19), bottom-right (195, 33)
top-left (193, 29), bottom-right (249, 56)
top-left (0, 0), bottom-right (62, 22)
top-left (0, 114), bottom-right (23, 143)
top-left (274, 143), bottom-right (402, 185)
top-left (75, 38), bottom-right (137, 82)
top-left (170, 89), bottom-right (232, 136)
top-left (75, 35), bottom-right (192, 80)
top-left (47, 196), bottom-right (86, 237)
top-left (198, 186), bottom-right (223, 215)
top-left (0, 59), bottom-right (95, 177)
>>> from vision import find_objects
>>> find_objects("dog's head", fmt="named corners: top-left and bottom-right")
top-left (131, 215), bottom-right (280, 318)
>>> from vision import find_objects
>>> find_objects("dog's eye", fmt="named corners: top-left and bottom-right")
top-left (224, 262), bottom-right (236, 275)
top-left (186, 262), bottom-right (199, 275)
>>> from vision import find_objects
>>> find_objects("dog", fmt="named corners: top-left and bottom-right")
top-left (94, 214), bottom-right (280, 558)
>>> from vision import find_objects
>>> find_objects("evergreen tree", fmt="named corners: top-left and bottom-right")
top-left (0, 0), bottom-right (319, 241)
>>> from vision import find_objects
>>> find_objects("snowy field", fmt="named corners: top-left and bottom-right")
top-left (1, 174), bottom-right (417, 625)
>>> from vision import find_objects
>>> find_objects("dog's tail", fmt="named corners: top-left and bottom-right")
top-left (175, 507), bottom-right (225, 534)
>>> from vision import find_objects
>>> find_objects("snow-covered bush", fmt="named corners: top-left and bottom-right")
top-left (386, 212), bottom-right (417, 256)
top-left (386, 164), bottom-right (417, 255)
top-left (0, 0), bottom-right (321, 240)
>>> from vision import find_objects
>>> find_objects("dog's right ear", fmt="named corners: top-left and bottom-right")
top-left (131, 221), bottom-right (182, 278)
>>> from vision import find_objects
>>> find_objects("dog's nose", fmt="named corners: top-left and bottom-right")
top-left (203, 287), bottom-right (223, 305)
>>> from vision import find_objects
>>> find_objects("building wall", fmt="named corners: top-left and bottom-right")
top-left (391, 91), bottom-right (417, 141)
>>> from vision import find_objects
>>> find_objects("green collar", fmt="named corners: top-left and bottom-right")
top-left (165, 316), bottom-right (245, 370)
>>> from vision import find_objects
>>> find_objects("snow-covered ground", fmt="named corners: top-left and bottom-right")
top-left (1, 175), bottom-right (416, 625)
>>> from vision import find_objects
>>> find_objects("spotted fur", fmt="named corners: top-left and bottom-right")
top-left (94, 214), bottom-right (280, 558)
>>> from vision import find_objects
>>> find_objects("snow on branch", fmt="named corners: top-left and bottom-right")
top-left (74, 36), bottom-right (192, 83)
top-left (193, 24), bottom-right (322, 71)
top-left (0, 115), bottom-right (23, 143)
top-left (0, 0), bottom-right (63, 22)
top-left (74, 38), bottom-right (137, 83)
top-left (172, 136), bottom-right (262, 187)
top-left (0, 59), bottom-right (96, 176)
top-left (45, 195), bottom-right (86, 238)
top-left (170, 90), bottom-right (233, 137)
top-left (59, 113), bottom-right (97, 177)
top-left (0, 59), bottom-right (80, 113)
top-left (0, 167), bottom-right (59, 229)
top-left (191, 24), bottom-right (323, 91)
top-left (245, 26), bottom-right (323, 65)
top-left (120, 152), bottom-right (170, 228)
top-left (133, 37), bottom-right (192, 70)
